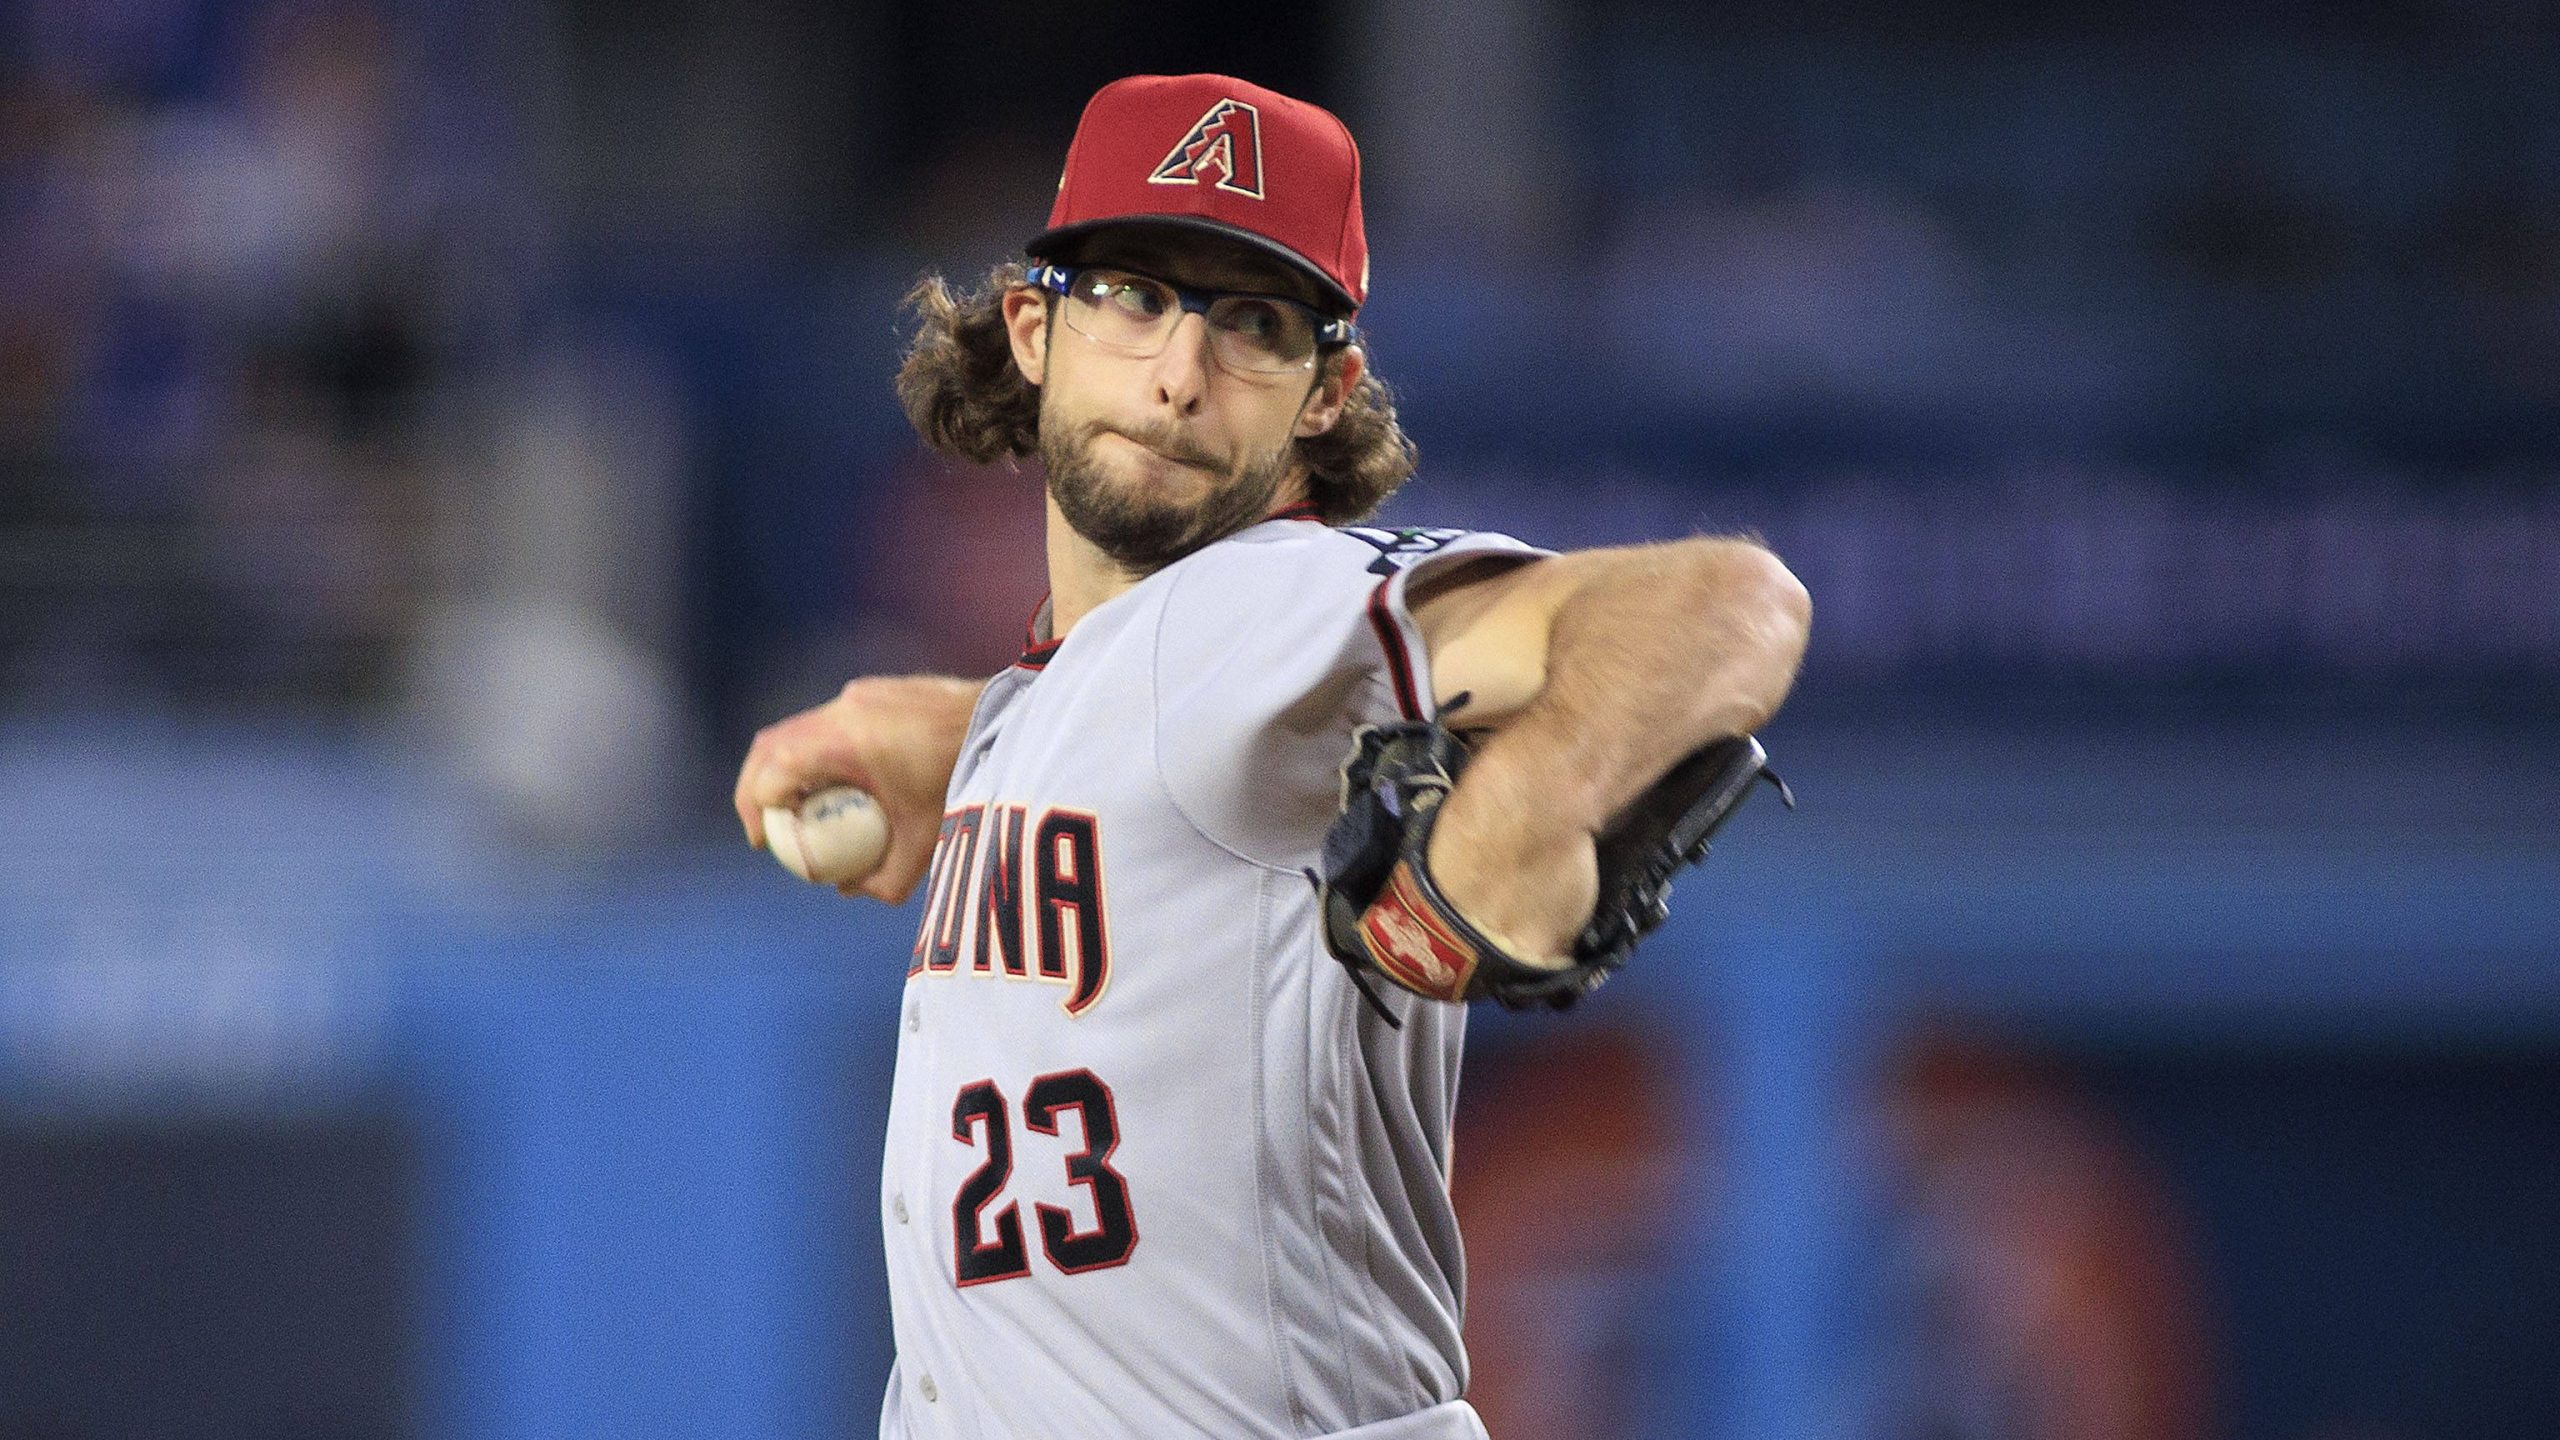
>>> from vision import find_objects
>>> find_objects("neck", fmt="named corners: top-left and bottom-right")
top-left (1043, 489), bottom-right (1142, 638)
top-left (1041, 474), bottom-right (1313, 639)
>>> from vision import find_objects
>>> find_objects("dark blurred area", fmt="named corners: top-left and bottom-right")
top-left (3, 2), bottom-right (2555, 1438)
top-left (11, 0), bottom-right (2559, 733)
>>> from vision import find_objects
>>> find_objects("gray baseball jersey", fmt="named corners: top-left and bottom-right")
top-left (877, 511), bottom-right (1544, 1440)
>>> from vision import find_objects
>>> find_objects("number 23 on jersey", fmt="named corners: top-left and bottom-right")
top-left (949, 1068), bottom-right (1139, 1286)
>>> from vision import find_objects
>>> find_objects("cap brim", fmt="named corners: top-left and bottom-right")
top-left (1027, 215), bottom-right (1359, 317)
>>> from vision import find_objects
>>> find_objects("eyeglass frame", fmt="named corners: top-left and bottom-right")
top-left (1026, 263), bottom-right (1359, 375)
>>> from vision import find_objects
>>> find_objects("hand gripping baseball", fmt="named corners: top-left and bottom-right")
top-left (1313, 719), bottom-right (1791, 1021)
top-left (735, 676), bottom-right (983, 903)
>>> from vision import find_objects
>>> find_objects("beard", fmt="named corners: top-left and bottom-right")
top-left (1039, 411), bottom-right (1293, 577)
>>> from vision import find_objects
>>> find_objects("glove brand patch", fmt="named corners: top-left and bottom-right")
top-left (1358, 862), bottom-right (1479, 1003)
top-left (1149, 99), bottom-right (1265, 199)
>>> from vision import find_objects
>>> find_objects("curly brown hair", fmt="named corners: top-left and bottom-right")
top-left (893, 262), bottom-right (1418, 524)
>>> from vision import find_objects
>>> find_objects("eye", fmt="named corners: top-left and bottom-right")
top-left (1088, 274), bottom-right (1170, 320)
top-left (1214, 298), bottom-right (1314, 357)
top-left (1221, 300), bottom-right (1281, 340)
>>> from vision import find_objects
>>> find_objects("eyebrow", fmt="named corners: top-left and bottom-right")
top-left (1084, 246), bottom-right (1320, 305)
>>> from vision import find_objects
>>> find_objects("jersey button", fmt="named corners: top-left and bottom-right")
top-left (904, 1001), bottom-right (920, 1033)
top-left (918, 1373), bottom-right (938, 1403)
top-left (891, 1194), bottom-right (909, 1224)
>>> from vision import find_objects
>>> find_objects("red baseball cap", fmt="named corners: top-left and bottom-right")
top-left (1028, 74), bottom-right (1370, 315)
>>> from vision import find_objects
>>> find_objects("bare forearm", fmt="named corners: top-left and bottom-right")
top-left (1418, 538), bottom-right (1807, 959)
top-left (1468, 537), bottom-right (1809, 834)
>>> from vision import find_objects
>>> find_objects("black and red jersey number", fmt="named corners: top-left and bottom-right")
top-left (947, 1067), bottom-right (1138, 1286)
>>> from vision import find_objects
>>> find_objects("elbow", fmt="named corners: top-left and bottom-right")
top-left (1691, 536), bottom-right (1811, 646)
top-left (1685, 537), bottom-right (1812, 727)
top-left (1745, 543), bottom-right (1813, 648)
top-left (1774, 561), bottom-right (1814, 665)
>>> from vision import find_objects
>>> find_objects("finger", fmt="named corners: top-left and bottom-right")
top-left (858, 855), bottom-right (914, 905)
top-left (860, 833), bottom-right (935, 905)
top-left (736, 736), bottom-right (815, 848)
top-left (755, 737), bottom-right (886, 814)
top-left (740, 736), bottom-right (808, 812)
top-left (733, 741), bottom-right (774, 846)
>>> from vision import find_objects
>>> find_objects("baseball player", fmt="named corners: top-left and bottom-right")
top-left (734, 74), bottom-right (1810, 1439)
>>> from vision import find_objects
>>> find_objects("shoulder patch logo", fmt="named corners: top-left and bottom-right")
top-left (1343, 526), bottom-right (1472, 575)
top-left (1148, 98), bottom-right (1265, 199)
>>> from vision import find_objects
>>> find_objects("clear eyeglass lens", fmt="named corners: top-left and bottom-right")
top-left (1062, 270), bottom-right (1318, 374)
top-left (1208, 297), bottom-right (1317, 370)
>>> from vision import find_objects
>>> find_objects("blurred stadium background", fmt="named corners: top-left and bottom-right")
top-left (4, 1), bottom-right (2558, 1436)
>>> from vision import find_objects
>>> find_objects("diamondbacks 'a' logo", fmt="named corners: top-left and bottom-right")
top-left (1148, 99), bottom-right (1264, 199)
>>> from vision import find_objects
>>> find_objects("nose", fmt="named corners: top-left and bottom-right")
top-left (1146, 312), bottom-right (1214, 415)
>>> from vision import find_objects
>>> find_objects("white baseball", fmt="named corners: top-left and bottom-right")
top-left (765, 785), bottom-right (891, 886)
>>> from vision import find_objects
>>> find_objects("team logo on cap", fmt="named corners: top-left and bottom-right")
top-left (1148, 98), bottom-right (1264, 199)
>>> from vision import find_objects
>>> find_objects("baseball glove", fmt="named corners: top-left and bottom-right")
top-left (1312, 719), bottom-right (1791, 1020)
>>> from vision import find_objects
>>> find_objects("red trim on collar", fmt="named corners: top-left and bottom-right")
top-left (1017, 598), bottom-right (1058, 671)
top-left (1268, 500), bottom-right (1324, 522)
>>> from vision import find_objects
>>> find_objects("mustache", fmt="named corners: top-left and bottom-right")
top-left (1089, 420), bottom-right (1228, 473)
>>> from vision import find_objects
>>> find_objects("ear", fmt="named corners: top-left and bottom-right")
top-left (1002, 284), bottom-right (1051, 388)
top-left (1293, 344), bottom-right (1365, 439)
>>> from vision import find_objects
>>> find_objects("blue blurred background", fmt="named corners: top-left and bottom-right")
top-left (3, 2), bottom-right (2556, 1437)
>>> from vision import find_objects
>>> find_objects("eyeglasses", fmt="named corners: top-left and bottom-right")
top-left (1028, 264), bottom-right (1357, 377)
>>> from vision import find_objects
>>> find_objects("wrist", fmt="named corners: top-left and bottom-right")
top-left (1425, 761), bottom-right (1598, 962)
top-left (1456, 720), bottom-right (1611, 841)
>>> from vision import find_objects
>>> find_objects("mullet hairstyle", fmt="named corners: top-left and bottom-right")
top-left (893, 261), bottom-right (1419, 524)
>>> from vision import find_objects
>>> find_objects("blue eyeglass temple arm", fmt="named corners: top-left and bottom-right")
top-left (1027, 264), bottom-right (1358, 347)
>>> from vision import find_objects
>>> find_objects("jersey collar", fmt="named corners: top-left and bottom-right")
top-left (1013, 500), bottom-right (1326, 670)
top-left (1016, 599), bottom-right (1063, 671)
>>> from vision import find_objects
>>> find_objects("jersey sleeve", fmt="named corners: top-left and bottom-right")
top-left (1151, 525), bottom-right (1550, 870)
